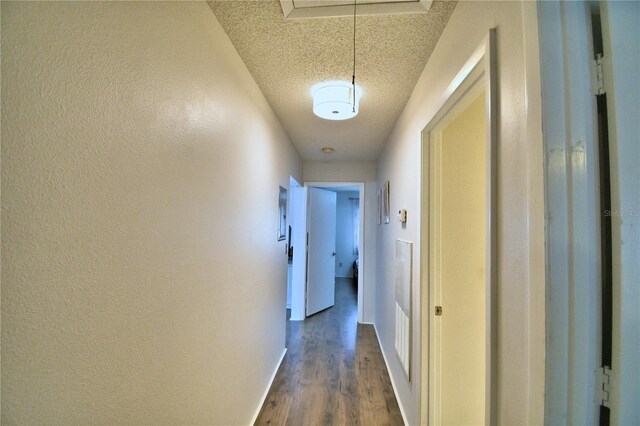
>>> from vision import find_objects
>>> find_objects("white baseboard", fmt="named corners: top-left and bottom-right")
top-left (372, 323), bottom-right (409, 426)
top-left (249, 348), bottom-right (287, 426)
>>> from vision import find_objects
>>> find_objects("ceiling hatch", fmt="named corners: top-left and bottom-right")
top-left (280, 0), bottom-right (433, 19)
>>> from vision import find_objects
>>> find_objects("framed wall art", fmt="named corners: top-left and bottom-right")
top-left (377, 188), bottom-right (382, 224)
top-left (277, 186), bottom-right (287, 241)
top-left (383, 180), bottom-right (390, 224)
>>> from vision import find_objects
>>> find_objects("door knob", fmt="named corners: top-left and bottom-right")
top-left (332, 252), bottom-right (336, 256)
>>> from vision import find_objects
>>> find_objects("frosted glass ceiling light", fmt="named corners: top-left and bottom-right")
top-left (312, 0), bottom-right (361, 121)
top-left (312, 81), bottom-right (361, 121)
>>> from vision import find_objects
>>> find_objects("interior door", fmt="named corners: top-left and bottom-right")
top-left (429, 86), bottom-right (488, 426)
top-left (306, 187), bottom-right (337, 316)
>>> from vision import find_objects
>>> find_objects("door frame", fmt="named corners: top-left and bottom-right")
top-left (600, 2), bottom-right (640, 422)
top-left (539, 2), bottom-right (640, 423)
top-left (289, 177), bottom-right (307, 321)
top-left (305, 181), bottom-right (366, 324)
top-left (538, 3), bottom-right (602, 423)
top-left (420, 30), bottom-right (497, 425)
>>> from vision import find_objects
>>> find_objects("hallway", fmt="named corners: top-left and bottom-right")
top-left (255, 278), bottom-right (404, 425)
top-left (9, 2), bottom-right (639, 424)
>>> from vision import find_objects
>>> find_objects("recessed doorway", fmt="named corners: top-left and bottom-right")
top-left (286, 182), bottom-right (365, 325)
top-left (420, 31), bottom-right (496, 425)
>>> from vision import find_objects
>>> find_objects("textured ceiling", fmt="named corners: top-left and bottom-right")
top-left (208, 0), bottom-right (456, 162)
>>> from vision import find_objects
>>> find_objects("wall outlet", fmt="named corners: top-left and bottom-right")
top-left (339, 262), bottom-right (343, 267)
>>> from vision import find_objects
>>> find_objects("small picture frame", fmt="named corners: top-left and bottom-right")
top-left (383, 180), bottom-right (390, 224)
top-left (377, 188), bottom-right (382, 225)
top-left (277, 186), bottom-right (287, 241)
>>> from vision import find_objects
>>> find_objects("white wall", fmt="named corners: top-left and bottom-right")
top-left (375, 1), bottom-right (544, 424)
top-left (1, 2), bottom-right (301, 424)
top-left (303, 161), bottom-right (376, 323)
top-left (335, 191), bottom-right (359, 278)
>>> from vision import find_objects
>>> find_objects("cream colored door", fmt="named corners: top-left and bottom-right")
top-left (429, 88), bottom-right (487, 426)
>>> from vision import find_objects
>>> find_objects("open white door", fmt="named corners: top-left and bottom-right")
top-left (306, 187), bottom-right (337, 316)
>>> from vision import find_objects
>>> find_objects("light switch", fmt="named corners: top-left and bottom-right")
top-left (397, 209), bottom-right (407, 223)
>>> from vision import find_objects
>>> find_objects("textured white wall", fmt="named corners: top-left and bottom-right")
top-left (375, 1), bottom-right (544, 424)
top-left (303, 161), bottom-right (376, 323)
top-left (1, 2), bottom-right (301, 424)
top-left (335, 191), bottom-right (359, 278)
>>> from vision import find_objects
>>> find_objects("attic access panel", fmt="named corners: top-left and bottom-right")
top-left (280, 0), bottom-right (433, 19)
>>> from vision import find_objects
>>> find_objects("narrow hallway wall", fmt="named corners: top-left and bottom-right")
top-left (375, 1), bottom-right (544, 424)
top-left (1, 2), bottom-right (301, 424)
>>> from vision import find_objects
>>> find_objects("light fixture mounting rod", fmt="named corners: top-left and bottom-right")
top-left (352, 0), bottom-right (357, 113)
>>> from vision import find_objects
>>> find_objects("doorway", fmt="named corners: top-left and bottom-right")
top-left (420, 31), bottom-right (496, 425)
top-left (319, 186), bottom-right (360, 322)
top-left (287, 182), bottom-right (365, 324)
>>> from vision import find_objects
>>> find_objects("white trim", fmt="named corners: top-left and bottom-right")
top-left (305, 181), bottom-right (366, 324)
top-left (600, 2), bottom-right (640, 422)
top-left (484, 29), bottom-right (498, 426)
top-left (249, 348), bottom-right (287, 426)
top-left (279, 0), bottom-right (432, 19)
top-left (521, 2), bottom-right (546, 423)
top-left (539, 2), bottom-right (602, 423)
top-left (290, 181), bottom-right (307, 321)
top-left (372, 323), bottom-right (410, 426)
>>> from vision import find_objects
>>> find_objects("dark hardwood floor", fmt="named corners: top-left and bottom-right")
top-left (255, 278), bottom-right (404, 425)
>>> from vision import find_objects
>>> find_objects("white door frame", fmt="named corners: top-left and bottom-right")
top-left (539, 2), bottom-right (640, 423)
top-left (538, 3), bottom-right (602, 423)
top-left (286, 176), bottom-right (301, 311)
top-left (420, 30), bottom-right (497, 425)
top-left (600, 2), bottom-right (640, 423)
top-left (305, 181), bottom-right (366, 324)
top-left (289, 180), bottom-right (307, 321)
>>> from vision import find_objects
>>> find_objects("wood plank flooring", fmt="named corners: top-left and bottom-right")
top-left (255, 278), bottom-right (404, 425)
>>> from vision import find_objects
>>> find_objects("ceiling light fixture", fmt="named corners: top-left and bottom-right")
top-left (311, 0), bottom-right (361, 121)
top-left (311, 81), bottom-right (361, 120)
top-left (322, 147), bottom-right (335, 154)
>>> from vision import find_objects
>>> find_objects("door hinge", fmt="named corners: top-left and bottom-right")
top-left (593, 54), bottom-right (606, 95)
top-left (598, 366), bottom-right (612, 408)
